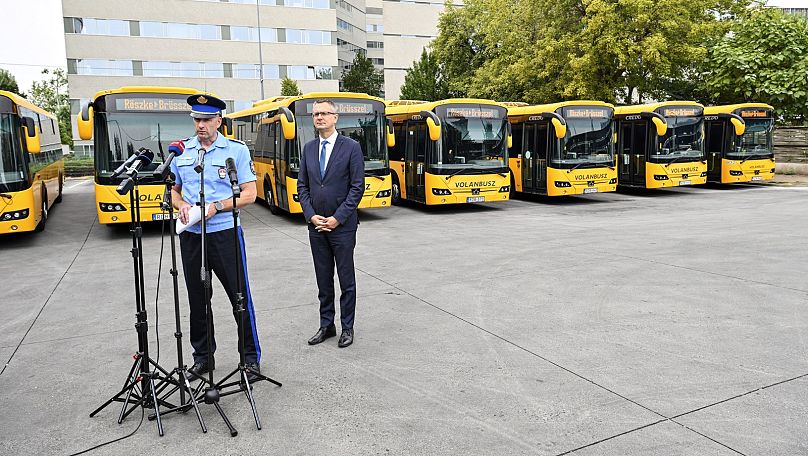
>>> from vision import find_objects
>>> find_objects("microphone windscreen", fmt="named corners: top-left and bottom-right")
top-left (168, 140), bottom-right (185, 156)
top-left (139, 149), bottom-right (155, 165)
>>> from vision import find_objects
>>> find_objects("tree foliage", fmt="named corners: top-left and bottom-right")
top-left (399, 49), bottom-right (450, 101)
top-left (281, 77), bottom-right (302, 96)
top-left (29, 69), bottom-right (72, 146)
top-left (0, 69), bottom-right (20, 94)
top-left (700, 8), bottom-right (808, 124)
top-left (431, 0), bottom-right (753, 104)
top-left (340, 53), bottom-right (384, 97)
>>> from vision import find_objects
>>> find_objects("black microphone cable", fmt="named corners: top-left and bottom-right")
top-left (66, 406), bottom-right (145, 455)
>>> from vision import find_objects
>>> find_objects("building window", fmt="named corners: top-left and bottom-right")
top-left (370, 58), bottom-right (384, 65)
top-left (285, 0), bottom-right (329, 8)
top-left (367, 41), bottom-right (384, 49)
top-left (72, 59), bottom-right (133, 76)
top-left (230, 26), bottom-right (278, 42)
top-left (66, 18), bottom-right (129, 36)
top-left (141, 61), bottom-right (224, 78)
top-left (286, 29), bottom-right (331, 45)
top-left (232, 64), bottom-right (280, 80)
top-left (230, 0), bottom-right (278, 4)
top-left (366, 24), bottom-right (383, 33)
top-left (140, 21), bottom-right (221, 40)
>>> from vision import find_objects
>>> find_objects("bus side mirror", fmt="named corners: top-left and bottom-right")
top-left (222, 118), bottom-right (234, 138)
top-left (730, 117), bottom-right (745, 136)
top-left (420, 110), bottom-right (441, 141)
top-left (506, 122), bottom-right (513, 149)
top-left (279, 106), bottom-right (296, 140)
top-left (22, 117), bottom-right (41, 154)
top-left (78, 102), bottom-right (94, 140)
top-left (386, 119), bottom-right (395, 148)
top-left (541, 112), bottom-right (567, 139)
top-left (651, 116), bottom-right (668, 137)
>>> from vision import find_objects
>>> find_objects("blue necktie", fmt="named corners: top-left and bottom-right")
top-left (319, 140), bottom-right (328, 179)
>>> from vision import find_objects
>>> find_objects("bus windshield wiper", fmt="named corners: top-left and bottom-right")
top-left (741, 153), bottom-right (770, 164)
top-left (445, 167), bottom-right (467, 180)
top-left (0, 193), bottom-right (12, 201)
top-left (364, 171), bottom-right (384, 180)
top-left (665, 155), bottom-right (690, 167)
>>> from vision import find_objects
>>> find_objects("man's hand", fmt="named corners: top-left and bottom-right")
top-left (205, 203), bottom-right (217, 219)
top-left (178, 203), bottom-right (193, 225)
top-left (319, 216), bottom-right (340, 231)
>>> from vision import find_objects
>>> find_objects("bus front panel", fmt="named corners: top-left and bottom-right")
top-left (424, 172), bottom-right (510, 205)
top-left (0, 187), bottom-right (39, 233)
top-left (545, 166), bottom-right (617, 196)
top-left (360, 174), bottom-right (391, 209)
top-left (95, 183), bottom-right (168, 224)
top-left (721, 158), bottom-right (775, 183)
top-left (644, 161), bottom-right (707, 189)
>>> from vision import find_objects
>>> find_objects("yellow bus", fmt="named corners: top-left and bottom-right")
top-left (614, 102), bottom-right (707, 189)
top-left (0, 90), bottom-right (64, 234)
top-left (385, 99), bottom-right (511, 205)
top-left (227, 92), bottom-right (392, 214)
top-left (507, 101), bottom-right (617, 196)
top-left (76, 87), bottom-right (202, 224)
top-left (704, 103), bottom-right (775, 184)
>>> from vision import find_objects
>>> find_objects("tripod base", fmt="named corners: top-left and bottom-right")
top-left (89, 354), bottom-right (179, 436)
top-left (217, 364), bottom-right (282, 430)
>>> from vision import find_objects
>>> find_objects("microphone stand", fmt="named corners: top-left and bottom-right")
top-left (90, 167), bottom-right (178, 436)
top-left (146, 170), bottom-right (207, 432)
top-left (215, 178), bottom-right (282, 431)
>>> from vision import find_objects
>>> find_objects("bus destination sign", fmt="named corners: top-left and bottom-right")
top-left (563, 108), bottom-right (610, 118)
top-left (661, 107), bottom-right (700, 117)
top-left (445, 107), bottom-right (498, 118)
top-left (740, 110), bottom-right (769, 118)
top-left (305, 102), bottom-right (374, 115)
top-left (115, 97), bottom-right (189, 112)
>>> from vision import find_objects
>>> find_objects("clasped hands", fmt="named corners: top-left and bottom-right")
top-left (310, 215), bottom-right (339, 232)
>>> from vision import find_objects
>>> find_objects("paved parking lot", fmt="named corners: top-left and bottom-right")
top-left (1, 178), bottom-right (806, 455)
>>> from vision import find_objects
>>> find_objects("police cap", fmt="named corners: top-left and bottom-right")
top-left (187, 94), bottom-right (226, 119)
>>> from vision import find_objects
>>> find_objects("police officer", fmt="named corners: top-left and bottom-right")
top-left (170, 94), bottom-right (262, 381)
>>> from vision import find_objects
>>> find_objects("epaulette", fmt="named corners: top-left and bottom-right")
top-left (227, 137), bottom-right (246, 145)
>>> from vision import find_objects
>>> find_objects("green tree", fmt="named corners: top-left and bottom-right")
top-left (340, 53), bottom-right (384, 97)
top-left (29, 69), bottom-right (72, 146)
top-left (701, 8), bottom-right (808, 124)
top-left (281, 77), bottom-right (302, 96)
top-left (0, 69), bottom-right (21, 94)
top-left (399, 49), bottom-right (450, 101)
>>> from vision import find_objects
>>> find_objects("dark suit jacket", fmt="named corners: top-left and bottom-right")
top-left (298, 133), bottom-right (365, 231)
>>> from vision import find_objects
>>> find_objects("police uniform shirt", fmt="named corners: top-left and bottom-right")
top-left (171, 133), bottom-right (256, 234)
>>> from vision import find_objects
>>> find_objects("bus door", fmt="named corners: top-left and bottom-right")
top-left (619, 121), bottom-right (647, 186)
top-left (270, 122), bottom-right (289, 209)
top-left (705, 119), bottom-right (724, 180)
top-left (405, 121), bottom-right (426, 201)
top-left (522, 122), bottom-right (548, 193)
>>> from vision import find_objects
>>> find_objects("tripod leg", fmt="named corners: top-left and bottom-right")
top-left (90, 357), bottom-right (141, 418)
top-left (184, 375), bottom-right (208, 433)
top-left (213, 402), bottom-right (238, 437)
top-left (118, 357), bottom-right (143, 423)
top-left (149, 375), bottom-right (165, 437)
top-left (241, 369), bottom-right (262, 430)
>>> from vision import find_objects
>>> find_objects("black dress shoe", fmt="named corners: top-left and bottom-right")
top-left (338, 329), bottom-right (353, 348)
top-left (186, 359), bottom-right (214, 380)
top-left (245, 362), bottom-right (261, 383)
top-left (308, 325), bottom-right (337, 345)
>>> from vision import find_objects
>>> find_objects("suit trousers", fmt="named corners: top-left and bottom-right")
top-left (309, 227), bottom-right (357, 329)
top-left (179, 227), bottom-right (261, 364)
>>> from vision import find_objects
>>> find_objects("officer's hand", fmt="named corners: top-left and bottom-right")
top-left (178, 203), bottom-right (192, 225)
top-left (205, 203), bottom-right (217, 219)
top-left (321, 216), bottom-right (340, 231)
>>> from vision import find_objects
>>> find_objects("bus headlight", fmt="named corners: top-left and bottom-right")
top-left (100, 203), bottom-right (126, 212)
top-left (609, 178), bottom-right (617, 184)
top-left (554, 181), bottom-right (572, 188)
top-left (1, 209), bottom-right (29, 221)
top-left (729, 170), bottom-right (743, 176)
top-left (498, 186), bottom-right (509, 193)
top-left (700, 172), bottom-right (707, 177)
top-left (432, 188), bottom-right (452, 195)
top-left (771, 168), bottom-right (776, 173)
top-left (376, 190), bottom-right (391, 198)
top-left (653, 175), bottom-right (669, 181)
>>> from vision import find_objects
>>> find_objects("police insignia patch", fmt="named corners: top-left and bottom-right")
top-left (249, 160), bottom-right (256, 175)
top-left (218, 167), bottom-right (227, 179)
top-left (197, 95), bottom-right (208, 104)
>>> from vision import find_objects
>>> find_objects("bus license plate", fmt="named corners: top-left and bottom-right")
top-left (679, 180), bottom-right (691, 186)
top-left (466, 196), bottom-right (485, 203)
top-left (751, 176), bottom-right (762, 181)
top-left (152, 213), bottom-right (177, 221)
top-left (583, 188), bottom-right (598, 194)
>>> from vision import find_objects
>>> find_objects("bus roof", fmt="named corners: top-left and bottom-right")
top-left (508, 100), bottom-right (615, 117)
top-left (227, 92), bottom-right (386, 119)
top-left (88, 86), bottom-right (207, 103)
top-left (385, 98), bottom-right (506, 116)
top-left (614, 101), bottom-right (703, 116)
top-left (0, 90), bottom-right (57, 120)
top-left (703, 103), bottom-right (774, 115)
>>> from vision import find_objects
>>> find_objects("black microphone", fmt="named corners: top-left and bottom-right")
top-left (153, 140), bottom-right (185, 179)
top-left (194, 147), bottom-right (206, 174)
top-left (225, 157), bottom-right (240, 197)
top-left (111, 152), bottom-right (141, 178)
top-left (125, 148), bottom-right (155, 178)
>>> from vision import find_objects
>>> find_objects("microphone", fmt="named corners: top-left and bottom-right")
top-left (111, 152), bottom-right (141, 178)
top-left (194, 147), bottom-right (206, 174)
top-left (153, 140), bottom-right (185, 179)
top-left (125, 148), bottom-right (155, 178)
top-left (225, 157), bottom-right (240, 197)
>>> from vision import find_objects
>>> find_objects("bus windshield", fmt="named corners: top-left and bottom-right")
top-left (0, 113), bottom-right (27, 192)
top-left (652, 116), bottom-right (703, 163)
top-left (295, 108), bottom-right (388, 174)
top-left (557, 116), bottom-right (613, 168)
top-left (435, 105), bottom-right (508, 174)
top-left (730, 119), bottom-right (774, 159)
top-left (95, 112), bottom-right (195, 184)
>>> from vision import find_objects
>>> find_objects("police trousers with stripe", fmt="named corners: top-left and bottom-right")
top-left (179, 227), bottom-right (261, 364)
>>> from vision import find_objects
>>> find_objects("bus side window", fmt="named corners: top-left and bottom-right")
top-left (267, 122), bottom-right (277, 160)
top-left (415, 122), bottom-right (427, 163)
top-left (536, 123), bottom-right (548, 161)
top-left (632, 122), bottom-right (647, 155)
top-left (389, 124), bottom-right (405, 162)
top-left (511, 123), bottom-right (523, 156)
top-left (706, 121), bottom-right (723, 154)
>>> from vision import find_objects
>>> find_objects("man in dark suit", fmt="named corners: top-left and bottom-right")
top-left (298, 99), bottom-right (365, 348)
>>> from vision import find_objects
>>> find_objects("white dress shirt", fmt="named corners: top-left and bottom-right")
top-left (318, 130), bottom-right (339, 173)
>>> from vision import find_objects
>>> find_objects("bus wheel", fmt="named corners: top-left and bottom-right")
top-left (265, 182), bottom-right (280, 215)
top-left (391, 174), bottom-right (401, 205)
top-left (35, 188), bottom-right (48, 232)
top-left (55, 174), bottom-right (63, 203)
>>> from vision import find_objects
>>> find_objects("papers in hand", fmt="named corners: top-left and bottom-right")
top-left (176, 204), bottom-right (208, 234)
